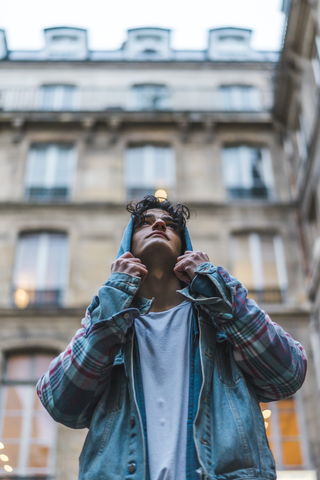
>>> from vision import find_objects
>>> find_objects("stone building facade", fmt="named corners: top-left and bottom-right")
top-left (0, 21), bottom-right (318, 479)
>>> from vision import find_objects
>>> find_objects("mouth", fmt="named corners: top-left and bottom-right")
top-left (147, 232), bottom-right (169, 240)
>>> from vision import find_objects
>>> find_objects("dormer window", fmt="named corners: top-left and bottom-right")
top-left (44, 27), bottom-right (88, 60)
top-left (208, 28), bottom-right (252, 59)
top-left (125, 28), bottom-right (171, 60)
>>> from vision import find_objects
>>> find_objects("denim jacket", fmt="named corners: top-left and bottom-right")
top-left (37, 263), bottom-right (307, 480)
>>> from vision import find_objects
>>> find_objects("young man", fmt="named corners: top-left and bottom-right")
top-left (37, 196), bottom-right (307, 480)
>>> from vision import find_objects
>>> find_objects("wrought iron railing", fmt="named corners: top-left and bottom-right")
top-left (0, 87), bottom-right (269, 112)
top-left (13, 289), bottom-right (62, 308)
top-left (247, 288), bottom-right (285, 304)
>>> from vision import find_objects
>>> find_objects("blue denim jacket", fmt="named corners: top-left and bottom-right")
top-left (75, 268), bottom-right (279, 480)
top-left (37, 221), bottom-right (307, 480)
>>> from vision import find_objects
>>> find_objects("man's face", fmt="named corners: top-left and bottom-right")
top-left (131, 208), bottom-right (182, 262)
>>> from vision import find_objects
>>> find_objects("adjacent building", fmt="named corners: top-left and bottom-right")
top-left (0, 21), bottom-right (319, 479)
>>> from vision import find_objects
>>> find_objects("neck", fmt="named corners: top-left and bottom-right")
top-left (137, 259), bottom-right (184, 312)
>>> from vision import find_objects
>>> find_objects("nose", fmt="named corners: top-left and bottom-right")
top-left (152, 219), bottom-right (167, 232)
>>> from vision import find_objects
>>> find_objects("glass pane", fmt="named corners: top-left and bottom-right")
top-left (125, 147), bottom-right (146, 187)
top-left (260, 234), bottom-right (278, 287)
top-left (13, 234), bottom-right (39, 291)
top-left (279, 411), bottom-right (299, 436)
top-left (33, 354), bottom-right (55, 380)
top-left (28, 444), bottom-right (49, 468)
top-left (2, 416), bottom-right (22, 439)
top-left (5, 355), bottom-right (32, 380)
top-left (54, 146), bottom-right (74, 185)
top-left (3, 387), bottom-right (24, 410)
top-left (45, 234), bottom-right (67, 288)
top-left (282, 441), bottom-right (302, 465)
top-left (1, 443), bottom-right (20, 469)
top-left (25, 146), bottom-right (48, 186)
top-left (31, 413), bottom-right (55, 441)
top-left (232, 235), bottom-right (254, 287)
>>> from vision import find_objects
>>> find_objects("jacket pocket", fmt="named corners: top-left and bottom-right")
top-left (216, 341), bottom-right (241, 387)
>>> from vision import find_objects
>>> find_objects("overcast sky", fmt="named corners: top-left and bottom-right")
top-left (1, 0), bottom-right (285, 52)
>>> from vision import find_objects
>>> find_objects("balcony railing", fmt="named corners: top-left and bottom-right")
top-left (13, 289), bottom-right (62, 308)
top-left (24, 187), bottom-right (69, 202)
top-left (0, 87), bottom-right (269, 113)
top-left (248, 288), bottom-right (285, 304)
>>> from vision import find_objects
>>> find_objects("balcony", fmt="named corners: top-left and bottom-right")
top-left (13, 289), bottom-right (62, 308)
top-left (247, 288), bottom-right (285, 304)
top-left (0, 87), bottom-right (269, 113)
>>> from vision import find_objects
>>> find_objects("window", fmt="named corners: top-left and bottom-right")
top-left (312, 37), bottom-right (320, 87)
top-left (231, 232), bottom-right (288, 303)
top-left (131, 84), bottom-right (170, 110)
top-left (41, 85), bottom-right (76, 111)
top-left (125, 145), bottom-right (175, 200)
top-left (261, 397), bottom-right (307, 469)
top-left (219, 85), bottom-right (261, 111)
top-left (13, 232), bottom-right (68, 308)
top-left (222, 146), bottom-right (274, 200)
top-left (24, 144), bottom-right (76, 202)
top-left (0, 353), bottom-right (56, 477)
top-left (307, 192), bottom-right (320, 247)
top-left (296, 116), bottom-right (308, 163)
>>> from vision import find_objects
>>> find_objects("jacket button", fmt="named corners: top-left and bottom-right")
top-left (128, 462), bottom-right (136, 474)
top-left (124, 312), bottom-right (130, 319)
top-left (130, 416), bottom-right (135, 428)
top-left (199, 438), bottom-right (210, 446)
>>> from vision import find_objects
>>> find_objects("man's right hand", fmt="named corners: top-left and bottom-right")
top-left (111, 252), bottom-right (148, 284)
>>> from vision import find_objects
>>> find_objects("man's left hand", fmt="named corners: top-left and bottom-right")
top-left (174, 251), bottom-right (209, 285)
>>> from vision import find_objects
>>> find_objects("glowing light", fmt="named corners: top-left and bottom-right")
top-left (0, 455), bottom-right (8, 462)
top-left (262, 409), bottom-right (272, 419)
top-left (264, 421), bottom-right (269, 429)
top-left (154, 189), bottom-right (167, 199)
top-left (14, 288), bottom-right (29, 309)
top-left (0, 443), bottom-right (3, 449)
top-left (4, 465), bottom-right (13, 472)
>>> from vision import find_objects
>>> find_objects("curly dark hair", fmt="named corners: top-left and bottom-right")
top-left (126, 195), bottom-right (191, 252)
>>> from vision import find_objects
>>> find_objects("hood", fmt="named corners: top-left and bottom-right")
top-left (117, 217), bottom-right (193, 258)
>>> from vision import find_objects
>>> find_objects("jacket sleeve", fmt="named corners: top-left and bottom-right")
top-left (36, 272), bottom-right (142, 429)
top-left (190, 263), bottom-right (307, 402)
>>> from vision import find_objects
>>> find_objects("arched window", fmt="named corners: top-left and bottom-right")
top-left (131, 84), bottom-right (170, 111)
top-left (12, 232), bottom-right (68, 308)
top-left (125, 144), bottom-right (175, 200)
top-left (218, 85), bottom-right (261, 111)
top-left (260, 397), bottom-right (309, 470)
top-left (41, 84), bottom-right (76, 111)
top-left (0, 352), bottom-right (56, 477)
top-left (24, 143), bottom-right (76, 202)
top-left (222, 145), bottom-right (274, 200)
top-left (231, 232), bottom-right (288, 304)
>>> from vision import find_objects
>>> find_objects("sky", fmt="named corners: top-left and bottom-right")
top-left (1, 0), bottom-right (285, 52)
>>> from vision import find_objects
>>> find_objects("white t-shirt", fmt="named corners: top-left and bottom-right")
top-left (134, 300), bottom-right (192, 480)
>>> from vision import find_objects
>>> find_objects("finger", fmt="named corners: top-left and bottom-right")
top-left (120, 252), bottom-right (135, 259)
top-left (174, 269), bottom-right (192, 284)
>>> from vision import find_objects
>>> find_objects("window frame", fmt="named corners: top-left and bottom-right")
top-left (24, 143), bottom-right (76, 202)
top-left (12, 231), bottom-right (69, 308)
top-left (230, 231), bottom-right (288, 303)
top-left (124, 144), bottom-right (176, 200)
top-left (0, 352), bottom-right (58, 478)
top-left (218, 84), bottom-right (261, 111)
top-left (222, 144), bottom-right (275, 201)
top-left (40, 84), bottom-right (77, 111)
top-left (130, 84), bottom-right (170, 111)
